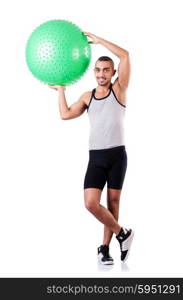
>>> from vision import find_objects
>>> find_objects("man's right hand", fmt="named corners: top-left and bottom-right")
top-left (48, 85), bottom-right (66, 91)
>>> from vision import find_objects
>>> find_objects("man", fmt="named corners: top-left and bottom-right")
top-left (49, 32), bottom-right (134, 265)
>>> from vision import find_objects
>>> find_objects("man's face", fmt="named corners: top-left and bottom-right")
top-left (94, 61), bottom-right (116, 86)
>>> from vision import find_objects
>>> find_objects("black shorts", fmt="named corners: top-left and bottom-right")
top-left (84, 145), bottom-right (127, 190)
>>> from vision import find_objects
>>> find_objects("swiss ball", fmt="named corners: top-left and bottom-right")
top-left (25, 19), bottom-right (91, 85)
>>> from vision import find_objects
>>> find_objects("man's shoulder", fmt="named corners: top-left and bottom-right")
top-left (80, 90), bottom-right (93, 107)
top-left (112, 79), bottom-right (127, 107)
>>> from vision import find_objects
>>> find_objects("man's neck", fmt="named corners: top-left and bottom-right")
top-left (96, 82), bottom-right (111, 92)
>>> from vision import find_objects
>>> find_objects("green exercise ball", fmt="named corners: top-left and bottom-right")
top-left (25, 19), bottom-right (91, 85)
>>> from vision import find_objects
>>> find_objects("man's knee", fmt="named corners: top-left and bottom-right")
top-left (107, 196), bottom-right (120, 207)
top-left (85, 199), bottom-right (99, 213)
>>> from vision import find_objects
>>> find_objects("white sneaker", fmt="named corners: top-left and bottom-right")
top-left (116, 228), bottom-right (134, 262)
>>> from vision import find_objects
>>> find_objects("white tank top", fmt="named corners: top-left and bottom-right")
top-left (87, 83), bottom-right (126, 150)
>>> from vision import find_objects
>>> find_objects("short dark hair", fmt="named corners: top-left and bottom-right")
top-left (96, 56), bottom-right (114, 68)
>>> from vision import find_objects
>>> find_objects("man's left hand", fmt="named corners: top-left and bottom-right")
top-left (83, 32), bottom-right (100, 44)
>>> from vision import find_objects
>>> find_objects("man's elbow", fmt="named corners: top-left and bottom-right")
top-left (124, 50), bottom-right (129, 56)
top-left (61, 115), bottom-right (68, 120)
top-left (61, 111), bottom-right (70, 120)
top-left (120, 51), bottom-right (129, 59)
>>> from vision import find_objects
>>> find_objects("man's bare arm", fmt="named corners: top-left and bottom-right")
top-left (98, 38), bottom-right (130, 90)
top-left (83, 32), bottom-right (130, 90)
top-left (61, 91), bottom-right (90, 120)
top-left (48, 85), bottom-right (90, 120)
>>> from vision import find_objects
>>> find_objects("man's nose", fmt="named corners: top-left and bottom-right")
top-left (98, 71), bottom-right (105, 76)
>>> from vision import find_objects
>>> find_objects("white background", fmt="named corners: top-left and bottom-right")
top-left (0, 0), bottom-right (183, 277)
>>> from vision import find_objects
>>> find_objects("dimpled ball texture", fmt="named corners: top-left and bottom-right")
top-left (25, 19), bottom-right (91, 85)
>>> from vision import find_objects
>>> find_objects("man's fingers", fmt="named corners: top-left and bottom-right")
top-left (48, 85), bottom-right (57, 90)
top-left (83, 31), bottom-right (93, 37)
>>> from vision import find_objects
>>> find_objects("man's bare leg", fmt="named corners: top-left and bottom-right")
top-left (103, 188), bottom-right (121, 245)
top-left (84, 188), bottom-right (121, 235)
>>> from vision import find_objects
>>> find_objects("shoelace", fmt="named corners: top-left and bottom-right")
top-left (123, 228), bottom-right (128, 234)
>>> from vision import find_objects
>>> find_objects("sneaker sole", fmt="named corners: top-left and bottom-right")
top-left (122, 230), bottom-right (134, 262)
top-left (98, 254), bottom-right (114, 265)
